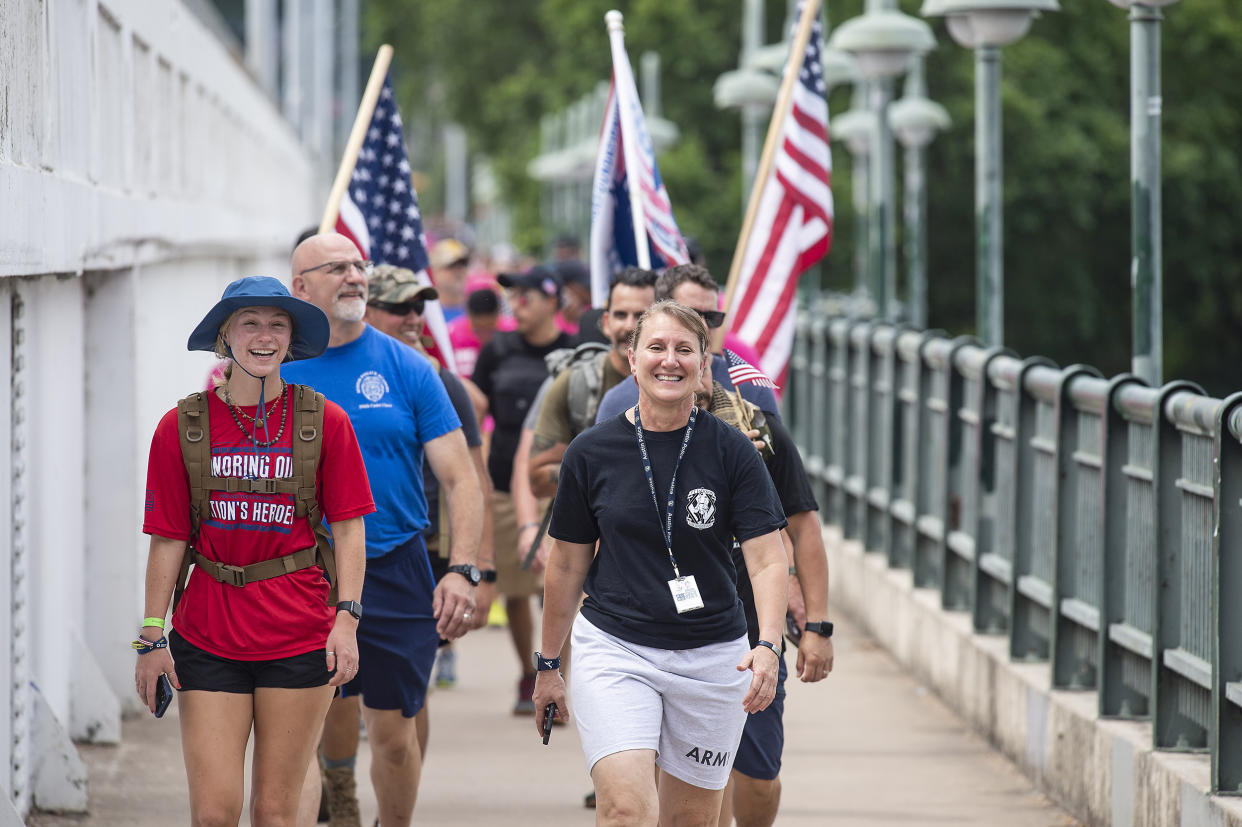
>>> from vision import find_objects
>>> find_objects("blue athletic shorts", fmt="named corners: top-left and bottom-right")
top-left (339, 535), bottom-right (439, 717)
top-left (732, 655), bottom-right (787, 780)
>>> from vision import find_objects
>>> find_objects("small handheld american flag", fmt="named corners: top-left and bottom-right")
top-left (725, 348), bottom-right (779, 391)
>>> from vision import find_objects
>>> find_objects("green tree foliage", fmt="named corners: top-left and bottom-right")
top-left (365, 0), bottom-right (1242, 395)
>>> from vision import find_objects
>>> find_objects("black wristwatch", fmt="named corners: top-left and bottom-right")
top-left (336, 600), bottom-right (363, 621)
top-left (533, 651), bottom-right (562, 672)
top-left (803, 620), bottom-right (834, 638)
top-left (446, 564), bottom-right (481, 586)
top-left (479, 568), bottom-right (498, 584)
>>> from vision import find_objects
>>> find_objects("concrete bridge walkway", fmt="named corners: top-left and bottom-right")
top-left (30, 611), bottom-right (1078, 826)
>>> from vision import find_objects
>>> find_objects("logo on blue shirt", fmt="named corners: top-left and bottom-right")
top-left (356, 370), bottom-right (391, 404)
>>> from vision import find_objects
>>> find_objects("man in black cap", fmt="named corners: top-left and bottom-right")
top-left (472, 265), bottom-right (574, 714)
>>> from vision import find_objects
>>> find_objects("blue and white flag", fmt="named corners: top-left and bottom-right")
top-left (588, 12), bottom-right (689, 307)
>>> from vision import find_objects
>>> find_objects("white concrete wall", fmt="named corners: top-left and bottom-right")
top-left (0, 0), bottom-right (323, 816)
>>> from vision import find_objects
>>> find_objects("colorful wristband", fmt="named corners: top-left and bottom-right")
top-left (131, 636), bottom-right (168, 655)
top-left (142, 617), bottom-right (166, 629)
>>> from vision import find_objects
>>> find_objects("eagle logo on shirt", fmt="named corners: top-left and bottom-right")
top-left (685, 488), bottom-right (716, 529)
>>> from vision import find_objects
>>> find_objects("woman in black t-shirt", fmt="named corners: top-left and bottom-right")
top-left (535, 300), bottom-right (788, 824)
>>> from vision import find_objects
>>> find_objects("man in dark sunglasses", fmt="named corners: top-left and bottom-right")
top-left (364, 264), bottom-right (438, 350)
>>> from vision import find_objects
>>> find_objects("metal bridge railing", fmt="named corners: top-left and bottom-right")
top-left (788, 308), bottom-right (1242, 795)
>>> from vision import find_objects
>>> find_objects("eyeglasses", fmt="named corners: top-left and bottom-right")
top-left (369, 298), bottom-right (426, 316)
top-left (695, 309), bottom-right (726, 329)
top-left (299, 260), bottom-right (373, 278)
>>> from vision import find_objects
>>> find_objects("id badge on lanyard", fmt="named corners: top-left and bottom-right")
top-left (668, 573), bottom-right (705, 613)
top-left (635, 406), bottom-right (707, 614)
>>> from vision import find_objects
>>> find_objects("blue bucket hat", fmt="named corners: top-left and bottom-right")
top-left (187, 276), bottom-right (330, 361)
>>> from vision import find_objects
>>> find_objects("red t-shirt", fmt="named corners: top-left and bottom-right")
top-left (144, 389), bottom-right (375, 660)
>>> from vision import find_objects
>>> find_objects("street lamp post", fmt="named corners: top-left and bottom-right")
top-left (922, 0), bottom-right (1058, 346)
top-left (833, 87), bottom-right (877, 300)
top-left (1106, 0), bottom-right (1178, 386)
top-left (889, 56), bottom-right (950, 328)
top-left (830, 1), bottom-right (935, 320)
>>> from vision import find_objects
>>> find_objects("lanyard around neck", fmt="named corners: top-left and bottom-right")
top-left (633, 405), bottom-right (698, 579)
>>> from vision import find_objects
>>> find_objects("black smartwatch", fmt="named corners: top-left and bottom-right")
top-left (533, 651), bottom-right (561, 672)
top-left (803, 620), bottom-right (834, 638)
top-left (446, 564), bottom-right (481, 586)
top-left (336, 600), bottom-right (363, 621)
top-left (479, 568), bottom-right (498, 584)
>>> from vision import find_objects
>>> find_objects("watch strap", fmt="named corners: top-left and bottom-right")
top-left (479, 568), bottom-right (498, 583)
top-left (446, 564), bottom-right (480, 586)
top-left (533, 651), bottom-right (561, 672)
top-left (804, 621), bottom-right (834, 637)
top-left (336, 600), bottom-right (363, 621)
top-left (755, 639), bottom-right (780, 659)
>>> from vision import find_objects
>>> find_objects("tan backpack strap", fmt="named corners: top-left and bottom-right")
top-left (290, 385), bottom-right (338, 605)
top-left (174, 391), bottom-right (212, 611)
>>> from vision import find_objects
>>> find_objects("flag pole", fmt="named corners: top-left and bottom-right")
top-left (319, 45), bottom-right (395, 234)
top-left (718, 0), bottom-right (821, 345)
top-left (605, 10), bottom-right (651, 270)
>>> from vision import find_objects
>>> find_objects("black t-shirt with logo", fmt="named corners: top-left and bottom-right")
top-left (474, 329), bottom-right (573, 492)
top-left (550, 408), bottom-right (786, 650)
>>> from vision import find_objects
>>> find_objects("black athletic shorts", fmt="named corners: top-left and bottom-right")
top-left (169, 629), bottom-right (332, 693)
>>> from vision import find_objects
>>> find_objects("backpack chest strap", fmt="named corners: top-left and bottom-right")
top-left (191, 546), bottom-right (319, 588)
top-left (201, 476), bottom-right (301, 496)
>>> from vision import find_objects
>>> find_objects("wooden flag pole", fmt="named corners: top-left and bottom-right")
top-left (319, 44), bottom-right (394, 234)
top-left (717, 0), bottom-right (821, 347)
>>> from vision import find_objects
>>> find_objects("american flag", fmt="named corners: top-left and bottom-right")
top-left (725, 347), bottom-right (779, 390)
top-left (726, 5), bottom-right (833, 385)
top-left (334, 73), bottom-right (457, 372)
top-left (588, 15), bottom-right (689, 307)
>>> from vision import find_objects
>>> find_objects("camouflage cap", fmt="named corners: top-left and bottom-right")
top-left (368, 264), bottom-right (439, 305)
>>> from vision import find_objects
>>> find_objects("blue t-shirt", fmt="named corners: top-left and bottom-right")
top-left (283, 326), bottom-right (461, 557)
top-left (595, 353), bottom-right (782, 424)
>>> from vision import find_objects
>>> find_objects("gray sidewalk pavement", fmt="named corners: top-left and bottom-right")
top-left (31, 612), bottom-right (1079, 826)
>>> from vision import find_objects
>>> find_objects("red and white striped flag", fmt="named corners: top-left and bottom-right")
top-left (726, 6), bottom-right (833, 385)
top-left (334, 73), bottom-right (458, 373)
top-left (725, 348), bottom-right (779, 390)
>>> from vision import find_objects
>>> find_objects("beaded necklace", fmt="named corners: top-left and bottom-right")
top-left (222, 382), bottom-right (288, 447)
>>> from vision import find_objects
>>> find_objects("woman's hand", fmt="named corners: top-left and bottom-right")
top-left (134, 639), bottom-right (179, 715)
top-left (325, 613), bottom-right (360, 688)
top-left (532, 669), bottom-right (570, 736)
top-left (737, 645), bottom-right (781, 713)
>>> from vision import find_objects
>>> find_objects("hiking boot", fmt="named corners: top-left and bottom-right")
top-left (434, 648), bottom-right (457, 688)
top-left (513, 673), bottom-right (536, 715)
top-left (322, 765), bottom-right (361, 827)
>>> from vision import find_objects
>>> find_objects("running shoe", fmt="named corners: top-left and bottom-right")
top-left (513, 673), bottom-right (536, 715)
top-left (434, 648), bottom-right (457, 688)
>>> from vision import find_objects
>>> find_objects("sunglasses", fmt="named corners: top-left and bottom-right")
top-left (370, 298), bottom-right (426, 316)
top-left (695, 309), bottom-right (726, 329)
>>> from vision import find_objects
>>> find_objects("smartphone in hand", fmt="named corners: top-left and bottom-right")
top-left (154, 673), bottom-right (174, 718)
top-left (541, 702), bottom-right (558, 745)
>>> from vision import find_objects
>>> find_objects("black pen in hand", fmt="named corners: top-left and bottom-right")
top-left (542, 702), bottom-right (558, 745)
